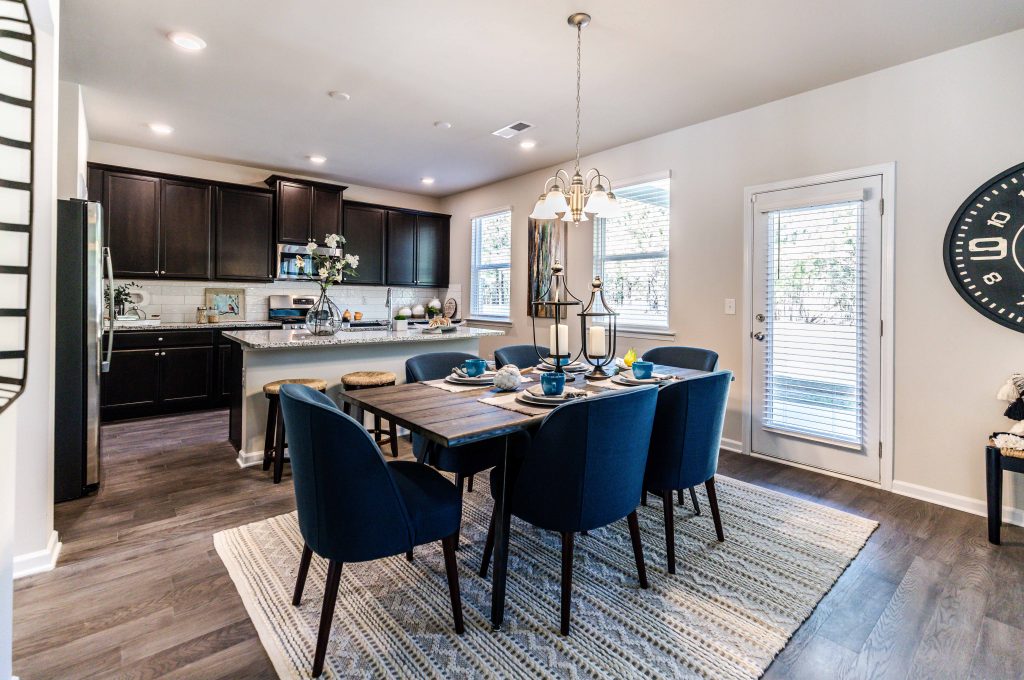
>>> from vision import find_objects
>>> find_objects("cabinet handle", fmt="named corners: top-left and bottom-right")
top-left (154, 352), bottom-right (159, 356)
top-left (161, 351), bottom-right (166, 356)
top-left (160, 270), bottom-right (166, 274)
top-left (158, 337), bottom-right (163, 341)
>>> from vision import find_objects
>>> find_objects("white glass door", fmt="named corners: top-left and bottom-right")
top-left (750, 175), bottom-right (882, 482)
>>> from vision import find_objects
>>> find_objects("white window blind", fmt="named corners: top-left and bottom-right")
top-left (470, 209), bottom-right (512, 319)
top-left (593, 177), bottom-right (670, 328)
top-left (763, 200), bottom-right (865, 446)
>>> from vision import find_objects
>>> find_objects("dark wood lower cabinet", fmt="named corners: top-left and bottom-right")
top-left (101, 349), bottom-right (161, 413)
top-left (159, 346), bottom-right (214, 406)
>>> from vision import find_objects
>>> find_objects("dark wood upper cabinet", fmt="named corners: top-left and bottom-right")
top-left (342, 204), bottom-right (385, 285)
top-left (386, 210), bottom-right (417, 286)
top-left (415, 214), bottom-right (448, 287)
top-left (266, 175), bottom-right (346, 245)
top-left (160, 179), bottom-right (212, 279)
top-left (104, 171), bottom-right (160, 277)
top-left (215, 187), bottom-right (274, 281)
top-left (87, 165), bottom-right (105, 203)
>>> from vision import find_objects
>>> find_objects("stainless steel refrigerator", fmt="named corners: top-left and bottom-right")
top-left (55, 199), bottom-right (113, 502)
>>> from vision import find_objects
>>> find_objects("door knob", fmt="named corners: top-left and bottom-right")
top-left (755, 313), bottom-right (766, 322)
top-left (752, 331), bottom-right (765, 341)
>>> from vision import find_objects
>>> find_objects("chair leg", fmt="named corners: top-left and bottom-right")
top-left (311, 560), bottom-right (343, 678)
top-left (273, 406), bottom-right (287, 484)
top-left (677, 489), bottom-right (685, 507)
top-left (263, 397), bottom-right (278, 471)
top-left (689, 487), bottom-right (701, 515)
top-left (389, 421), bottom-right (398, 458)
top-left (405, 549), bottom-right (413, 562)
top-left (373, 414), bottom-right (383, 444)
top-left (467, 474), bottom-right (474, 492)
top-left (480, 510), bottom-right (496, 578)
top-left (627, 510), bottom-right (649, 588)
top-left (560, 531), bottom-right (575, 636)
top-left (456, 473), bottom-right (465, 494)
top-left (292, 543), bottom-right (313, 606)
top-left (986, 446), bottom-right (1002, 545)
top-left (705, 477), bottom-right (725, 542)
top-left (441, 533), bottom-right (465, 634)
top-left (641, 488), bottom-right (647, 507)
top-left (662, 490), bottom-right (676, 574)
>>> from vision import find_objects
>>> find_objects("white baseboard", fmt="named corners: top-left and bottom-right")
top-left (891, 480), bottom-right (1024, 528)
top-left (236, 449), bottom-right (265, 468)
top-left (13, 530), bottom-right (61, 579)
top-left (720, 437), bottom-right (743, 453)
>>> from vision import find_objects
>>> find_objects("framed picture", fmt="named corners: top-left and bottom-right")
top-left (527, 218), bottom-right (568, 318)
top-left (204, 288), bottom-right (246, 320)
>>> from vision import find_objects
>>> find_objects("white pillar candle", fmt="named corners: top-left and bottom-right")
top-left (588, 325), bottom-right (606, 357)
top-left (549, 323), bottom-right (569, 356)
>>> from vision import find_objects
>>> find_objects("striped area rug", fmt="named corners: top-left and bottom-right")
top-left (214, 476), bottom-right (876, 679)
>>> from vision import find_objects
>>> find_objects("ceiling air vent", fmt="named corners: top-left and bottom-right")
top-left (492, 121), bottom-right (533, 139)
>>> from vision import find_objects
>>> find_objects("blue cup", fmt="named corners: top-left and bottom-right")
top-left (540, 371), bottom-right (566, 396)
top-left (461, 358), bottom-right (487, 377)
top-left (631, 361), bottom-right (654, 380)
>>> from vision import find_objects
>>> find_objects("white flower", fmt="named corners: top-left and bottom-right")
top-left (324, 233), bottom-right (340, 249)
top-left (294, 254), bottom-right (304, 269)
top-left (306, 241), bottom-right (318, 253)
top-left (318, 266), bottom-right (328, 278)
top-left (344, 253), bottom-right (359, 269)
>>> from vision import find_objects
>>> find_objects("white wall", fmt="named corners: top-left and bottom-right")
top-left (56, 80), bottom-right (87, 199)
top-left (89, 141), bottom-right (442, 213)
top-left (443, 30), bottom-right (1024, 517)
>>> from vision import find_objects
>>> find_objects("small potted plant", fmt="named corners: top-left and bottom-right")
top-left (393, 314), bottom-right (409, 331)
top-left (104, 281), bottom-right (139, 319)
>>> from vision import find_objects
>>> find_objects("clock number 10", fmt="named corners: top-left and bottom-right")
top-left (969, 237), bottom-right (1007, 260)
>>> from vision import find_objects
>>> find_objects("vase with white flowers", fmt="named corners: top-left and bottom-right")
top-left (295, 234), bottom-right (359, 335)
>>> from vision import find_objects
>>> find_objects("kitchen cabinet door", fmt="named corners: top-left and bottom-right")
top-left (385, 210), bottom-right (417, 286)
top-left (105, 171), bottom-right (161, 277)
top-left (415, 214), bottom-right (449, 287)
top-left (215, 187), bottom-right (274, 281)
top-left (342, 204), bottom-right (385, 285)
top-left (311, 186), bottom-right (341, 242)
top-left (159, 346), bottom-right (213, 406)
top-left (101, 349), bottom-right (160, 411)
top-left (217, 344), bottom-right (233, 404)
top-left (276, 180), bottom-right (313, 244)
top-left (160, 179), bottom-right (212, 279)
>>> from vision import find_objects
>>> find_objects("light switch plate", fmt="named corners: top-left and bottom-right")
top-left (724, 298), bottom-right (736, 315)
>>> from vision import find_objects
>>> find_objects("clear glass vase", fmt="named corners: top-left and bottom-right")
top-left (305, 288), bottom-right (342, 335)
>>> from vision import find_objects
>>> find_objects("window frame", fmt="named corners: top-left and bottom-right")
top-left (469, 206), bottom-right (513, 322)
top-left (593, 172), bottom-right (672, 332)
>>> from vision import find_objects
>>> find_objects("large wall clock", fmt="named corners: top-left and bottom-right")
top-left (944, 161), bottom-right (1024, 333)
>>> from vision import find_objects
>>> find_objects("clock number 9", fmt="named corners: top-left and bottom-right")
top-left (969, 237), bottom-right (1007, 260)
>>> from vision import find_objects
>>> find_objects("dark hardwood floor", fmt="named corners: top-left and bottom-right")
top-left (13, 409), bottom-right (1024, 678)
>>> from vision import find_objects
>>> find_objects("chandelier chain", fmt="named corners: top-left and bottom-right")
top-left (575, 22), bottom-right (582, 172)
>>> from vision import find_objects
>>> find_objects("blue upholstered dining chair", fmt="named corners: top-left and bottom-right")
top-left (479, 386), bottom-right (659, 636)
top-left (494, 344), bottom-right (549, 369)
top-left (405, 352), bottom-right (504, 495)
top-left (640, 345), bottom-right (720, 512)
top-left (643, 370), bottom-right (732, 574)
top-left (278, 384), bottom-right (464, 678)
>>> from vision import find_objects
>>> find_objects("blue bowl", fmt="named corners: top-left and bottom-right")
top-left (461, 358), bottom-right (487, 377)
top-left (631, 361), bottom-right (654, 380)
top-left (540, 371), bottom-right (566, 396)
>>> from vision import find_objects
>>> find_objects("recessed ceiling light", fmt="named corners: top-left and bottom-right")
top-left (328, 91), bottom-right (351, 101)
top-left (308, 155), bottom-right (327, 164)
top-left (433, 121), bottom-right (452, 129)
top-left (519, 140), bottom-right (536, 149)
top-left (148, 122), bottom-right (173, 135)
top-left (421, 177), bottom-right (435, 185)
top-left (168, 32), bottom-right (206, 51)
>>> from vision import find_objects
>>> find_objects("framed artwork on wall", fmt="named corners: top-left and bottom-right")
top-left (527, 218), bottom-right (567, 318)
top-left (204, 288), bottom-right (246, 320)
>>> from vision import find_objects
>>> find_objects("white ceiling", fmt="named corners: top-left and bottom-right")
top-left (61, 0), bottom-right (1024, 196)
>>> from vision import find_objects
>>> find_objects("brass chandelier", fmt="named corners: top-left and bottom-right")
top-left (529, 12), bottom-right (621, 226)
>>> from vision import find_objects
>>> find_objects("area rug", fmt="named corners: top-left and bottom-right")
top-left (214, 476), bottom-right (877, 679)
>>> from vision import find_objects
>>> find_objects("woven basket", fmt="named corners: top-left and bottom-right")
top-left (990, 439), bottom-right (1024, 459)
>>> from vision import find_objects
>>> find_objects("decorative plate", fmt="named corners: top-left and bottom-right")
top-left (443, 298), bottom-right (458, 319)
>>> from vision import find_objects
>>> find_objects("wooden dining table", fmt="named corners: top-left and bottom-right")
top-left (337, 364), bottom-right (710, 629)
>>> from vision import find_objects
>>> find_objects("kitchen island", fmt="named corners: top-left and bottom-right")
top-left (223, 326), bottom-right (505, 466)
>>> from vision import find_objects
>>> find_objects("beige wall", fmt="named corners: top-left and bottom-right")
top-left (442, 29), bottom-right (1024, 516)
top-left (88, 141), bottom-right (442, 213)
top-left (56, 80), bottom-right (88, 199)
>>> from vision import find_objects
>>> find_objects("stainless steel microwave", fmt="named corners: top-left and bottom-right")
top-left (276, 244), bottom-right (341, 280)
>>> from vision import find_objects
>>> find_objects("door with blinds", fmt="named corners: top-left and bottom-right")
top-left (750, 175), bottom-right (882, 482)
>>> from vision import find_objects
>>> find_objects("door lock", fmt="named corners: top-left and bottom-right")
top-left (752, 331), bottom-right (765, 341)
top-left (755, 313), bottom-right (766, 322)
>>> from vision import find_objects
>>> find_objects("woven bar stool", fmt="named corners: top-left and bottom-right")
top-left (264, 378), bottom-right (328, 483)
top-left (341, 370), bottom-right (399, 457)
top-left (986, 438), bottom-right (1024, 544)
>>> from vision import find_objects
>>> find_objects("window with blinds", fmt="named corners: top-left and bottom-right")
top-left (470, 209), bottom-right (512, 319)
top-left (763, 200), bottom-right (865, 446)
top-left (593, 177), bottom-right (670, 328)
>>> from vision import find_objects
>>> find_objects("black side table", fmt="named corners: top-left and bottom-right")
top-left (986, 441), bottom-right (1024, 544)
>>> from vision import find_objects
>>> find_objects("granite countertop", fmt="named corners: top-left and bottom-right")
top-left (109, 321), bottom-right (282, 331)
top-left (223, 326), bottom-right (504, 350)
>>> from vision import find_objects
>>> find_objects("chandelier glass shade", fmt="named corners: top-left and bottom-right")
top-left (529, 13), bottom-right (620, 227)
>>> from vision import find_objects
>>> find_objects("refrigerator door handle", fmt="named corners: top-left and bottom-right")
top-left (102, 246), bottom-right (114, 373)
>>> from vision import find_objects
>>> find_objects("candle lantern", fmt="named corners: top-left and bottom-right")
top-left (579, 275), bottom-right (619, 380)
top-left (530, 260), bottom-right (583, 373)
